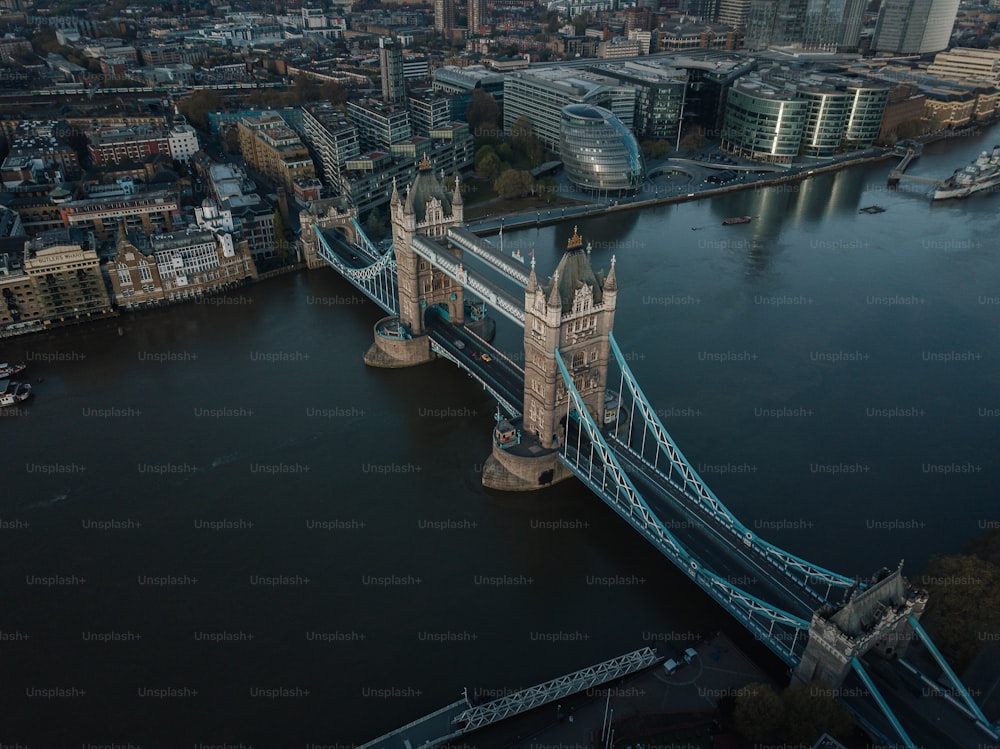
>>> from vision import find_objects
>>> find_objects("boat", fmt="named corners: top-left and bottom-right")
top-left (722, 215), bottom-right (752, 225)
top-left (859, 205), bottom-right (886, 214)
top-left (0, 362), bottom-right (26, 378)
top-left (0, 379), bottom-right (31, 408)
top-left (512, 248), bottom-right (524, 264)
top-left (933, 146), bottom-right (1000, 200)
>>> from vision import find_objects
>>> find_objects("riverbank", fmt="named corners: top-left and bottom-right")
top-left (465, 148), bottom-right (898, 235)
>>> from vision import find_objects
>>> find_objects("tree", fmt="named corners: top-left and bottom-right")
top-left (510, 115), bottom-right (544, 167)
top-left (364, 207), bottom-right (387, 240)
top-left (641, 139), bottom-right (672, 159)
top-left (179, 89), bottom-right (223, 132)
top-left (495, 142), bottom-right (514, 164)
top-left (475, 146), bottom-right (501, 180)
top-left (679, 125), bottom-right (706, 153)
top-left (782, 682), bottom-right (854, 745)
top-left (273, 210), bottom-right (288, 257)
top-left (493, 169), bottom-right (534, 199)
top-left (293, 73), bottom-right (320, 104)
top-left (465, 89), bottom-right (500, 137)
top-left (320, 81), bottom-right (348, 106)
top-left (733, 683), bottom-right (784, 744)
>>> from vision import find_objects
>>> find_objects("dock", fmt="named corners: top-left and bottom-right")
top-left (356, 647), bottom-right (661, 748)
top-left (888, 141), bottom-right (938, 187)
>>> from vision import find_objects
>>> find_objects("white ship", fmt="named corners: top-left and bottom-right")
top-left (933, 146), bottom-right (1000, 200)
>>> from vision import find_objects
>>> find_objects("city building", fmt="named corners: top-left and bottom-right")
top-left (560, 103), bottom-right (646, 193)
top-left (59, 189), bottom-right (181, 239)
top-left (434, 0), bottom-right (455, 35)
top-left (237, 113), bottom-right (317, 193)
top-left (591, 60), bottom-right (689, 139)
top-left (468, 0), bottom-right (486, 34)
top-left (721, 78), bottom-right (809, 165)
top-left (872, 0), bottom-right (960, 55)
top-left (926, 47), bottom-right (1000, 86)
top-left (745, 0), bottom-right (866, 51)
top-left (347, 98), bottom-right (413, 152)
top-left (109, 225), bottom-right (258, 309)
top-left (503, 68), bottom-right (637, 150)
top-left (409, 92), bottom-right (454, 137)
top-left (22, 231), bottom-right (113, 325)
top-left (7, 121), bottom-right (80, 180)
top-left (655, 22), bottom-right (740, 52)
top-left (301, 103), bottom-right (361, 194)
top-left (379, 36), bottom-right (405, 104)
top-left (86, 123), bottom-right (199, 166)
top-left (432, 64), bottom-right (505, 121)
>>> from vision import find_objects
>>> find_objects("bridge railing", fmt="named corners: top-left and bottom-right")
top-left (447, 227), bottom-right (529, 286)
top-left (313, 226), bottom-right (398, 315)
top-left (429, 337), bottom-right (520, 418)
top-left (607, 332), bottom-right (856, 604)
top-left (555, 349), bottom-right (809, 665)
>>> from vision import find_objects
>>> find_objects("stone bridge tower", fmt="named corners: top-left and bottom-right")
top-left (793, 565), bottom-right (928, 687)
top-left (523, 226), bottom-right (618, 449)
top-left (389, 153), bottom-right (465, 335)
top-left (483, 227), bottom-right (618, 492)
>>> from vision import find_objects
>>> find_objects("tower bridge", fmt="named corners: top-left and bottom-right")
top-left (299, 156), bottom-right (998, 749)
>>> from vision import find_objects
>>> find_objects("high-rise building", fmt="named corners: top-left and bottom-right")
top-left (379, 37), bottom-right (405, 104)
top-left (717, 0), bottom-right (751, 30)
top-left (745, 0), bottom-right (866, 51)
top-left (468, 0), bottom-right (486, 34)
top-left (301, 103), bottom-right (361, 193)
top-left (872, 0), bottom-right (960, 55)
top-left (434, 0), bottom-right (455, 35)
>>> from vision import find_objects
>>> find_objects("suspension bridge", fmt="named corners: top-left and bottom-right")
top-left (299, 162), bottom-right (997, 749)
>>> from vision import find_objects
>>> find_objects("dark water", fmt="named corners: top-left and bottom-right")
top-left (3, 126), bottom-right (1000, 747)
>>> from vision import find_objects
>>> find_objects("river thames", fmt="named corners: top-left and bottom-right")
top-left (2, 125), bottom-right (999, 746)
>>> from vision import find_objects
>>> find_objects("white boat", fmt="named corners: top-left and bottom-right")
top-left (0, 379), bottom-right (31, 408)
top-left (933, 146), bottom-right (1000, 200)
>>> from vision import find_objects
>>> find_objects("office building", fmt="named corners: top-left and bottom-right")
top-left (872, 0), bottom-right (960, 55)
top-left (380, 37), bottom-right (405, 104)
top-left (560, 104), bottom-right (645, 193)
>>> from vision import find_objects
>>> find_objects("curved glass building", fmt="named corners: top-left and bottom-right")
top-left (559, 103), bottom-right (645, 193)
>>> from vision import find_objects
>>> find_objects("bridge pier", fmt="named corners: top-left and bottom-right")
top-left (482, 418), bottom-right (574, 492)
top-left (364, 316), bottom-right (435, 368)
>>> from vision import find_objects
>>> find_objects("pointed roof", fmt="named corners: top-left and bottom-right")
top-left (542, 226), bottom-right (604, 313)
top-left (405, 161), bottom-right (451, 223)
top-left (604, 253), bottom-right (617, 292)
top-left (526, 255), bottom-right (537, 292)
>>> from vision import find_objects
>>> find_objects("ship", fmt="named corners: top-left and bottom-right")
top-left (0, 362), bottom-right (27, 378)
top-left (722, 215), bottom-right (752, 225)
top-left (0, 379), bottom-right (31, 408)
top-left (933, 146), bottom-right (1000, 200)
top-left (859, 205), bottom-right (886, 214)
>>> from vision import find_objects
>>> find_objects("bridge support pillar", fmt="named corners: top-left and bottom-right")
top-left (364, 316), bottom-right (435, 368)
top-left (482, 419), bottom-right (573, 491)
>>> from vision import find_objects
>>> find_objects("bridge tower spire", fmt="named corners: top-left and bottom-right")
top-left (364, 157), bottom-right (469, 367)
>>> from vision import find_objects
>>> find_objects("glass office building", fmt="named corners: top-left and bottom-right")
top-left (721, 80), bottom-right (808, 166)
top-left (559, 103), bottom-right (645, 193)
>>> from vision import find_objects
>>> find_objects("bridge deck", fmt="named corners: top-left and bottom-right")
top-left (355, 698), bottom-right (467, 749)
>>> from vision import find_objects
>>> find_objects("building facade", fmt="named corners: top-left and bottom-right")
top-left (560, 104), bottom-right (646, 193)
top-left (22, 234), bottom-right (112, 325)
top-left (872, 0), bottom-right (960, 54)
top-left (721, 79), bottom-right (808, 165)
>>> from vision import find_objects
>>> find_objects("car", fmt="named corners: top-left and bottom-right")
top-left (454, 340), bottom-right (465, 350)
top-left (683, 647), bottom-right (698, 663)
top-left (663, 659), bottom-right (680, 674)
top-left (481, 353), bottom-right (492, 362)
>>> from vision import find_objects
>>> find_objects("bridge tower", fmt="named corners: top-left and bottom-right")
top-left (365, 154), bottom-right (466, 367)
top-left (483, 226), bottom-right (618, 491)
top-left (793, 565), bottom-right (928, 687)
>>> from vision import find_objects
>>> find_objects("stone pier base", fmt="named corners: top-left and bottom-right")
top-left (364, 317), bottom-right (435, 368)
top-left (482, 441), bottom-right (573, 492)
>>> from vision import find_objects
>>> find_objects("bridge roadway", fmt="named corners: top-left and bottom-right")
top-left (424, 308), bottom-right (524, 414)
top-left (563, 441), bottom-right (815, 632)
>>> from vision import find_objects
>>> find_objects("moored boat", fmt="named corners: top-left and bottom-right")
top-left (933, 146), bottom-right (1000, 200)
top-left (859, 205), bottom-right (886, 214)
top-left (0, 362), bottom-right (27, 378)
top-left (722, 215), bottom-right (752, 225)
top-left (0, 379), bottom-right (31, 408)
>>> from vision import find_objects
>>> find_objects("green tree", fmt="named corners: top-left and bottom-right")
top-left (364, 207), bottom-right (386, 240)
top-left (679, 125), bottom-right (706, 153)
top-left (920, 551), bottom-right (1000, 670)
top-left (782, 682), bottom-right (854, 745)
top-left (179, 89), bottom-right (223, 132)
top-left (493, 169), bottom-right (534, 198)
top-left (510, 115), bottom-right (544, 166)
top-left (293, 73), bottom-right (320, 104)
top-left (495, 142), bottom-right (514, 164)
top-left (475, 146), bottom-right (501, 180)
top-left (733, 683), bottom-right (784, 744)
top-left (641, 139), bottom-right (672, 159)
top-left (465, 88), bottom-right (500, 137)
top-left (320, 81), bottom-right (348, 106)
